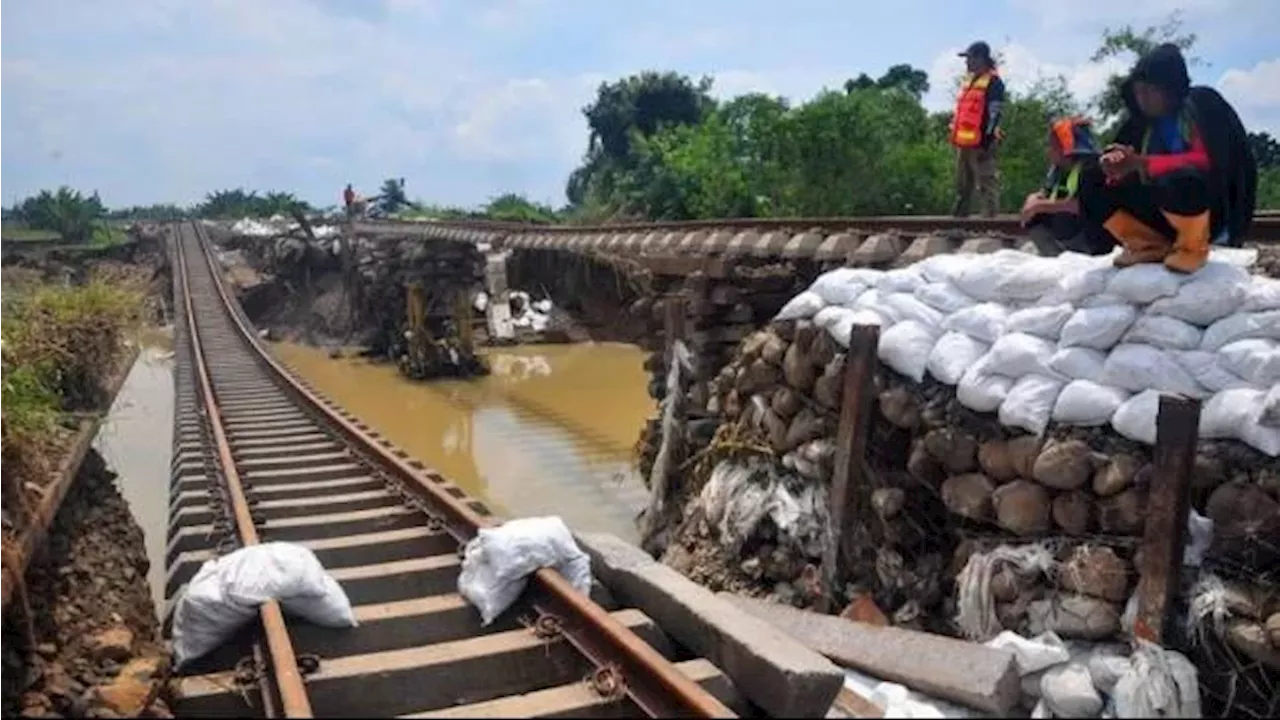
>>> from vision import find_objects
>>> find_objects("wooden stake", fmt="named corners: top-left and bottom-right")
top-left (1133, 394), bottom-right (1200, 645)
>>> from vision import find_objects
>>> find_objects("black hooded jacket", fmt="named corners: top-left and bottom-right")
top-left (1111, 43), bottom-right (1257, 244)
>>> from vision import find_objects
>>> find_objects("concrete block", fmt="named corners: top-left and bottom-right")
top-left (896, 234), bottom-right (955, 266)
top-left (722, 594), bottom-right (1021, 715)
top-left (957, 236), bottom-right (1007, 255)
top-left (848, 233), bottom-right (904, 266)
top-left (574, 532), bottom-right (844, 718)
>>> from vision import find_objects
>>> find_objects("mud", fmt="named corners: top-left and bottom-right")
top-left (2, 450), bottom-right (170, 718)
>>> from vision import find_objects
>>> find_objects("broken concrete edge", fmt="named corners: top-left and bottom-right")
top-left (722, 593), bottom-right (1021, 716)
top-left (573, 531), bottom-right (845, 719)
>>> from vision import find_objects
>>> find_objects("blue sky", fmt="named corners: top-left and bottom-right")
top-left (3, 0), bottom-right (1278, 210)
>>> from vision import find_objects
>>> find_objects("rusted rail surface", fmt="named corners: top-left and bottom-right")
top-left (166, 220), bottom-right (740, 718)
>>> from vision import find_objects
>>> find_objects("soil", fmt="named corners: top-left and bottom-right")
top-left (2, 449), bottom-right (171, 718)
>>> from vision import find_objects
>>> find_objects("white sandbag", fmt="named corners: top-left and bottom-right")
top-left (457, 516), bottom-right (593, 626)
top-left (1112, 390), bottom-right (1162, 445)
top-left (1100, 344), bottom-right (1206, 398)
top-left (1106, 264), bottom-right (1186, 304)
top-left (776, 290), bottom-right (825, 321)
top-left (957, 362), bottom-right (1015, 413)
top-left (1052, 380), bottom-right (1130, 426)
top-left (1200, 388), bottom-right (1265, 439)
top-left (999, 375), bottom-right (1065, 436)
top-left (831, 309), bottom-right (892, 347)
top-left (878, 320), bottom-right (942, 383)
top-left (917, 253), bottom-right (978, 284)
top-left (883, 292), bottom-right (945, 330)
top-left (1264, 384), bottom-right (1280, 428)
top-left (1047, 347), bottom-right (1108, 383)
top-left (1184, 509), bottom-right (1215, 568)
top-left (1200, 310), bottom-right (1280, 351)
top-left (1060, 305), bottom-right (1139, 351)
top-left (926, 332), bottom-right (990, 385)
top-left (1218, 338), bottom-right (1280, 386)
top-left (1040, 662), bottom-right (1104, 718)
top-left (172, 543), bottom-right (356, 669)
top-left (1240, 418), bottom-right (1280, 456)
top-left (1080, 293), bottom-right (1130, 308)
top-left (916, 282), bottom-right (977, 314)
top-left (1039, 265), bottom-right (1117, 307)
top-left (853, 288), bottom-right (904, 323)
top-left (943, 302), bottom-right (1010, 343)
top-left (1208, 246), bottom-right (1258, 267)
top-left (1146, 262), bottom-right (1250, 325)
top-left (1239, 276), bottom-right (1280, 312)
top-left (878, 267), bottom-right (926, 294)
top-left (1005, 305), bottom-right (1074, 340)
top-left (1173, 351), bottom-right (1253, 393)
top-left (984, 332), bottom-right (1059, 378)
top-left (1087, 647), bottom-right (1133, 695)
top-left (810, 267), bottom-right (870, 306)
top-left (1112, 641), bottom-right (1202, 719)
top-left (953, 250), bottom-right (1063, 302)
top-left (814, 305), bottom-right (853, 331)
top-left (985, 630), bottom-right (1070, 675)
top-left (1124, 315), bottom-right (1203, 351)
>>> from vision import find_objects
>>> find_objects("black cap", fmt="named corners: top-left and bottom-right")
top-left (959, 41), bottom-right (992, 60)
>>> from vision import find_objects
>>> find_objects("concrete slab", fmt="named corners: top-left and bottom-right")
top-left (574, 532), bottom-right (844, 718)
top-left (722, 594), bottom-right (1021, 715)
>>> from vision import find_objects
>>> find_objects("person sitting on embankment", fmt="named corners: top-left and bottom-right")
top-left (1021, 117), bottom-right (1116, 256)
top-left (1093, 43), bottom-right (1256, 273)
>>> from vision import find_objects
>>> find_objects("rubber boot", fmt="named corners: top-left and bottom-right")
top-left (1103, 211), bottom-right (1172, 267)
top-left (1161, 209), bottom-right (1211, 274)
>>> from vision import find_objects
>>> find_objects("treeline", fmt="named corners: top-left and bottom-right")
top-left (560, 16), bottom-right (1280, 221)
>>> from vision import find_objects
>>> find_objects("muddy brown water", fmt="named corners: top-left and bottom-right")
top-left (98, 334), bottom-right (656, 615)
top-left (273, 342), bottom-right (655, 543)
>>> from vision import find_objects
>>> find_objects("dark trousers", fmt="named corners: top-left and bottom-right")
top-left (1091, 169), bottom-right (1210, 241)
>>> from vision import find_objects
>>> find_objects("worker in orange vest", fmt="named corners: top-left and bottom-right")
top-left (950, 42), bottom-right (1006, 218)
top-left (342, 184), bottom-right (356, 218)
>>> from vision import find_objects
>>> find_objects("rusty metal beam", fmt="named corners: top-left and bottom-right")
top-left (1133, 394), bottom-right (1200, 646)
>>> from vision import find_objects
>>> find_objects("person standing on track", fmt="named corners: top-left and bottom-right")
top-left (1021, 117), bottom-right (1117, 256)
top-left (343, 183), bottom-right (357, 219)
top-left (950, 41), bottom-right (1006, 218)
top-left (1095, 43), bottom-right (1256, 272)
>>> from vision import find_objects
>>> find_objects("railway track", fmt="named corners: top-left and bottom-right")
top-left (164, 220), bottom-right (741, 718)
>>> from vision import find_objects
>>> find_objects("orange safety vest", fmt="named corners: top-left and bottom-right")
top-left (951, 71), bottom-right (998, 149)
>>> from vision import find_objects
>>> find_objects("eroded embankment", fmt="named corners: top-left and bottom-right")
top-left (3, 450), bottom-right (170, 719)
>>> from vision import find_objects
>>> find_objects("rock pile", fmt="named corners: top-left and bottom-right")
top-left (3, 451), bottom-right (170, 718)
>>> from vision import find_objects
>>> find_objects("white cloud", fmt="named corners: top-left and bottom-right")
top-left (1218, 58), bottom-right (1280, 133)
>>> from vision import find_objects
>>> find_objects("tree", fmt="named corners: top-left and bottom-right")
top-left (10, 187), bottom-right (105, 243)
top-left (1249, 131), bottom-right (1279, 169)
top-left (1090, 12), bottom-right (1199, 124)
top-left (376, 178), bottom-right (408, 215)
top-left (876, 64), bottom-right (930, 100)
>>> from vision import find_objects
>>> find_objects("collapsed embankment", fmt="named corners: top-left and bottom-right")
top-left (639, 247), bottom-right (1279, 716)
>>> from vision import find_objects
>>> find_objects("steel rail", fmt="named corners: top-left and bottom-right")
top-left (184, 220), bottom-right (735, 718)
top-left (174, 222), bottom-right (314, 718)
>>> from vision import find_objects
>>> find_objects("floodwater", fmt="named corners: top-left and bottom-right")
top-left (273, 342), bottom-right (656, 542)
top-left (94, 328), bottom-right (176, 614)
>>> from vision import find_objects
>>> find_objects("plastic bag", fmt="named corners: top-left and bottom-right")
top-left (957, 361), bottom-right (1015, 413)
top-left (1052, 380), bottom-right (1130, 426)
top-left (1041, 662), bottom-right (1104, 718)
top-left (1264, 384), bottom-right (1280, 428)
top-left (926, 332), bottom-right (990, 385)
top-left (917, 253), bottom-right (977, 284)
top-left (1239, 276), bottom-right (1280, 312)
top-left (1040, 265), bottom-right (1116, 307)
top-left (985, 630), bottom-right (1070, 675)
top-left (984, 332), bottom-right (1059, 378)
top-left (814, 305), bottom-right (853, 331)
top-left (1200, 310), bottom-right (1280, 350)
top-left (1146, 262), bottom-right (1249, 325)
top-left (883, 292), bottom-right (946, 330)
top-left (1112, 390), bottom-right (1162, 444)
top-left (916, 282), bottom-right (977, 314)
top-left (1124, 315), bottom-right (1203, 351)
top-left (1099, 344), bottom-right (1206, 398)
top-left (1184, 509), bottom-right (1214, 568)
top-left (943, 302), bottom-right (1010, 343)
top-left (775, 290), bottom-right (825, 321)
top-left (953, 250), bottom-right (1063, 302)
top-left (172, 543), bottom-right (356, 669)
top-left (1173, 351), bottom-right (1253, 393)
top-left (1005, 304), bottom-right (1075, 340)
top-left (853, 288), bottom-right (904, 323)
top-left (1060, 305), bottom-right (1138, 350)
top-left (810, 268), bottom-right (870, 307)
top-left (878, 320), bottom-right (942, 383)
top-left (878, 267), bottom-right (926, 294)
top-left (1112, 641), bottom-right (1202, 719)
top-left (1106, 264), bottom-right (1186, 304)
top-left (1199, 388), bottom-right (1265, 439)
top-left (1000, 375), bottom-right (1065, 436)
top-left (1218, 338), bottom-right (1280, 386)
top-left (1047, 347), bottom-right (1108, 383)
top-left (831, 309), bottom-right (891, 347)
top-left (457, 516), bottom-right (593, 626)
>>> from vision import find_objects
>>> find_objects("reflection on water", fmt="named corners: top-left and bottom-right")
top-left (273, 342), bottom-right (656, 542)
top-left (95, 332), bottom-right (176, 615)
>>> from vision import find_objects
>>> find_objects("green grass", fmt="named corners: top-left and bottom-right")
top-left (1, 226), bottom-right (63, 242)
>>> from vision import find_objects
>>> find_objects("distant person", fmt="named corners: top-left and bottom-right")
top-left (1096, 43), bottom-right (1256, 272)
top-left (950, 41), bottom-right (1006, 218)
top-left (1021, 118), bottom-right (1116, 256)
top-left (343, 183), bottom-right (356, 218)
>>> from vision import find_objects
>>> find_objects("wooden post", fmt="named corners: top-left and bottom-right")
top-left (663, 294), bottom-right (687, 355)
top-left (823, 324), bottom-right (880, 610)
top-left (1133, 394), bottom-right (1200, 645)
